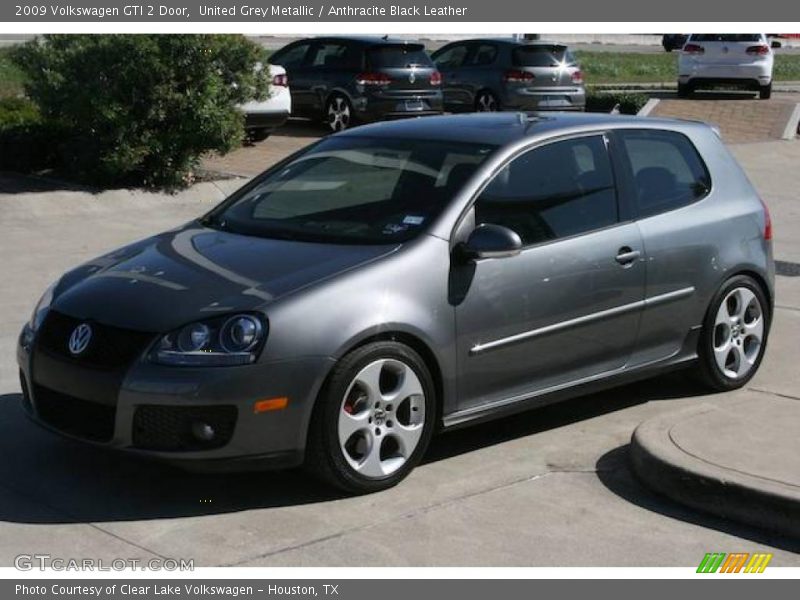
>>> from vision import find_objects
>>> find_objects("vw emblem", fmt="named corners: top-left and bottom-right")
top-left (68, 323), bottom-right (92, 355)
top-left (408, 72), bottom-right (416, 84)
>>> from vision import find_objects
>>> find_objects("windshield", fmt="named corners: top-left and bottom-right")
top-left (209, 136), bottom-right (497, 245)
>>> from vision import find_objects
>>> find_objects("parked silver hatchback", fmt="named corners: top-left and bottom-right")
top-left (432, 39), bottom-right (586, 112)
top-left (18, 113), bottom-right (773, 494)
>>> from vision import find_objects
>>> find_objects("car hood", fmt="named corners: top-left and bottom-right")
top-left (52, 223), bottom-right (398, 333)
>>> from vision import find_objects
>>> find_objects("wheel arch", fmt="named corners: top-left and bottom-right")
top-left (319, 330), bottom-right (446, 431)
top-left (728, 268), bottom-right (774, 316)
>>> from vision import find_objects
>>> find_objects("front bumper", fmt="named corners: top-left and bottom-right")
top-left (17, 325), bottom-right (334, 471)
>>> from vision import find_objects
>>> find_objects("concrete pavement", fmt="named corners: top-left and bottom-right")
top-left (1, 134), bottom-right (799, 566)
top-left (631, 397), bottom-right (800, 539)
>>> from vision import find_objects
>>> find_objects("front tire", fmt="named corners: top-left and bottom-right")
top-left (694, 275), bottom-right (770, 391)
top-left (306, 341), bottom-right (436, 494)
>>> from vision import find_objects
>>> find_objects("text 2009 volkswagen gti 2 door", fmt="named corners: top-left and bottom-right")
top-left (18, 112), bottom-right (773, 494)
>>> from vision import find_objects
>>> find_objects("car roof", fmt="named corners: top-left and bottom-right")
top-left (298, 36), bottom-right (426, 47)
top-left (436, 38), bottom-right (571, 49)
top-left (335, 112), bottom-right (710, 146)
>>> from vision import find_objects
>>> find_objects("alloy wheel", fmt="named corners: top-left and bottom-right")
top-left (712, 287), bottom-right (764, 379)
top-left (476, 92), bottom-right (498, 112)
top-left (327, 96), bottom-right (351, 132)
top-left (337, 358), bottom-right (426, 478)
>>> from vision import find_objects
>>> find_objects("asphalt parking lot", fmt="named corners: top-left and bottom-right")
top-left (1, 122), bottom-right (800, 567)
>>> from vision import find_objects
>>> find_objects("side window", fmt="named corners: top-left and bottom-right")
top-left (471, 44), bottom-right (498, 66)
top-left (474, 136), bottom-right (618, 246)
top-left (433, 44), bottom-right (469, 69)
top-left (309, 43), bottom-right (357, 69)
top-left (271, 43), bottom-right (311, 69)
top-left (618, 130), bottom-right (711, 218)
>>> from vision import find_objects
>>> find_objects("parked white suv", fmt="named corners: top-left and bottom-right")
top-left (239, 64), bottom-right (292, 141)
top-left (678, 34), bottom-right (775, 99)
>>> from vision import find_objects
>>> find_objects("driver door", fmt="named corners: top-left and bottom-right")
top-left (453, 134), bottom-right (646, 411)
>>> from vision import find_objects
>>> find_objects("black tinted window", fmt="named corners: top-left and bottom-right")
top-left (512, 45), bottom-right (575, 67)
top-left (618, 130), bottom-right (711, 218)
top-left (270, 43), bottom-right (311, 68)
top-left (471, 44), bottom-right (498, 66)
top-left (433, 44), bottom-right (469, 69)
top-left (309, 43), bottom-right (359, 69)
top-left (475, 136), bottom-right (618, 246)
top-left (690, 34), bottom-right (762, 43)
top-left (367, 45), bottom-right (432, 68)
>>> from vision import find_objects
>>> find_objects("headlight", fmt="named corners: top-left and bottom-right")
top-left (151, 314), bottom-right (266, 367)
top-left (29, 280), bottom-right (58, 332)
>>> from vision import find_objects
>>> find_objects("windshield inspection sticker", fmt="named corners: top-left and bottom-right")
top-left (403, 215), bottom-right (425, 225)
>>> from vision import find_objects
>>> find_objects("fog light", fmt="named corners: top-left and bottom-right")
top-left (191, 421), bottom-right (215, 442)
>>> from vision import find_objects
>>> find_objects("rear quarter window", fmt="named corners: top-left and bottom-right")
top-left (618, 129), bottom-right (711, 219)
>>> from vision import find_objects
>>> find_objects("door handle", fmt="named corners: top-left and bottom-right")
top-left (615, 247), bottom-right (641, 265)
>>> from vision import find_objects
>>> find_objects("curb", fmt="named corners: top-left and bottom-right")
top-left (637, 98), bottom-right (661, 117)
top-left (630, 403), bottom-right (800, 538)
top-left (782, 103), bottom-right (800, 140)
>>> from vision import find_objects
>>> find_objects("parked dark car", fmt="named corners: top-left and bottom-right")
top-left (662, 34), bottom-right (689, 52)
top-left (268, 36), bottom-right (444, 132)
top-left (19, 113), bottom-right (773, 494)
top-left (431, 38), bottom-right (586, 113)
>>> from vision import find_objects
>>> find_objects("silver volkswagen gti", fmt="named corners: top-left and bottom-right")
top-left (18, 112), bottom-right (774, 493)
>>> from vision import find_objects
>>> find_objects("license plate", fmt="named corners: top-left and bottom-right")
top-left (405, 99), bottom-right (424, 111)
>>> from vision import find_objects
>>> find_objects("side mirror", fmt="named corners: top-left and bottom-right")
top-left (461, 224), bottom-right (523, 260)
top-left (771, 40), bottom-right (782, 49)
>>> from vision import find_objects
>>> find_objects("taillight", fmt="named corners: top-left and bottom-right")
top-left (683, 44), bottom-right (705, 55)
top-left (760, 197), bottom-right (773, 241)
top-left (504, 69), bottom-right (535, 83)
top-left (746, 45), bottom-right (770, 56)
top-left (271, 73), bottom-right (288, 87)
top-left (571, 70), bottom-right (584, 84)
top-left (356, 72), bottom-right (392, 86)
top-left (430, 71), bottom-right (442, 86)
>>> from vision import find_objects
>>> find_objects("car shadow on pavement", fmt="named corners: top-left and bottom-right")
top-left (0, 372), bottom-right (701, 525)
top-left (595, 445), bottom-right (800, 553)
top-left (423, 371), bottom-right (700, 464)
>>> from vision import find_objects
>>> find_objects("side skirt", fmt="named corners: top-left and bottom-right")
top-left (442, 328), bottom-right (701, 430)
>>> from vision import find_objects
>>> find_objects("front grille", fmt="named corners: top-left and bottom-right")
top-left (34, 384), bottom-right (116, 442)
top-left (36, 310), bottom-right (155, 370)
top-left (132, 405), bottom-right (237, 452)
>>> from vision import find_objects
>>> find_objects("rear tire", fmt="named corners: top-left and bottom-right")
top-left (693, 275), bottom-right (770, 392)
top-left (247, 128), bottom-right (270, 143)
top-left (475, 90), bottom-right (500, 112)
top-left (305, 341), bottom-right (436, 494)
top-left (325, 94), bottom-right (355, 132)
top-left (759, 83), bottom-right (772, 100)
top-left (677, 83), bottom-right (692, 98)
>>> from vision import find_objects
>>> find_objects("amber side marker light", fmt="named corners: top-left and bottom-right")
top-left (254, 397), bottom-right (289, 414)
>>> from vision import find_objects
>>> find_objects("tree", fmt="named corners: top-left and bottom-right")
top-left (13, 35), bottom-right (270, 187)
